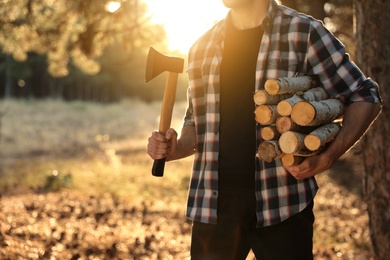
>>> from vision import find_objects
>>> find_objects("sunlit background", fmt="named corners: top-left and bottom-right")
top-left (0, 1), bottom-right (382, 258)
top-left (144, 0), bottom-right (228, 53)
top-left (0, 0), bottom-right (356, 102)
top-left (106, 0), bottom-right (228, 54)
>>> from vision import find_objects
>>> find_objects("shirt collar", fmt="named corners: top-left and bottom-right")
top-left (262, 0), bottom-right (278, 33)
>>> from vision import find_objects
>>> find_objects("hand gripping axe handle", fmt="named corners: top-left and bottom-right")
top-left (145, 47), bottom-right (184, 177)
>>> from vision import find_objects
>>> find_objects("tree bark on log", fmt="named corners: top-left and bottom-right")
top-left (276, 87), bottom-right (329, 116)
top-left (277, 96), bottom-right (303, 116)
top-left (304, 123), bottom-right (341, 151)
top-left (355, 0), bottom-right (390, 258)
top-left (264, 76), bottom-right (316, 95)
top-left (302, 87), bottom-right (329, 101)
top-left (276, 116), bottom-right (318, 134)
top-left (291, 99), bottom-right (345, 126)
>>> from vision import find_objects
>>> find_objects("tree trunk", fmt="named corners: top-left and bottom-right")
top-left (4, 55), bottom-right (13, 98)
top-left (355, 0), bottom-right (390, 258)
top-left (308, 0), bottom-right (327, 21)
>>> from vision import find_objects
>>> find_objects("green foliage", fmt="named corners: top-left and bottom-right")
top-left (0, 0), bottom-right (166, 77)
top-left (43, 170), bottom-right (73, 192)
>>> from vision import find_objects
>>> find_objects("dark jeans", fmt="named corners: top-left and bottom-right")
top-left (190, 192), bottom-right (314, 260)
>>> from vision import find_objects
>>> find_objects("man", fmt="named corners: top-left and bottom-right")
top-left (147, 0), bottom-right (381, 259)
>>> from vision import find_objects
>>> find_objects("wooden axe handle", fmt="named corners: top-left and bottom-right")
top-left (152, 72), bottom-right (179, 177)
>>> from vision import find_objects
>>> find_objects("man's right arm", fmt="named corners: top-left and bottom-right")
top-left (147, 125), bottom-right (196, 162)
top-left (167, 125), bottom-right (196, 161)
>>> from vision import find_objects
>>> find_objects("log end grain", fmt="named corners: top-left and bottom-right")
top-left (257, 141), bottom-right (282, 162)
top-left (276, 100), bottom-right (293, 116)
top-left (264, 79), bottom-right (280, 95)
top-left (276, 116), bottom-right (294, 134)
top-left (279, 131), bottom-right (300, 154)
top-left (255, 105), bottom-right (277, 125)
top-left (304, 134), bottom-right (321, 151)
top-left (291, 101), bottom-right (316, 126)
top-left (253, 90), bottom-right (268, 105)
top-left (260, 126), bottom-right (280, 141)
top-left (281, 154), bottom-right (304, 166)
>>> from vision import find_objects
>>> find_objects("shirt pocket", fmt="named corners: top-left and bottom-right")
top-left (266, 54), bottom-right (301, 79)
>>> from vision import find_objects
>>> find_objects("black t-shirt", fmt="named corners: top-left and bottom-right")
top-left (219, 20), bottom-right (264, 194)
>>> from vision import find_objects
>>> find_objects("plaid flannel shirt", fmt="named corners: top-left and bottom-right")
top-left (184, 1), bottom-right (381, 227)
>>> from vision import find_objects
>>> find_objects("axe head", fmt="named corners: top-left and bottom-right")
top-left (145, 47), bottom-right (184, 82)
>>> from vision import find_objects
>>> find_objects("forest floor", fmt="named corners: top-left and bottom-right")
top-left (0, 99), bottom-right (374, 259)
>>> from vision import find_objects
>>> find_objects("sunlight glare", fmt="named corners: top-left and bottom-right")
top-left (145, 0), bottom-right (228, 54)
top-left (105, 1), bottom-right (121, 13)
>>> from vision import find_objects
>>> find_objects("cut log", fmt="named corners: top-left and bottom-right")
top-left (281, 154), bottom-right (304, 166)
top-left (279, 131), bottom-right (307, 154)
top-left (260, 125), bottom-right (280, 141)
top-left (276, 117), bottom-right (299, 134)
top-left (304, 123), bottom-right (341, 151)
top-left (264, 76), bottom-right (316, 95)
top-left (253, 90), bottom-right (292, 105)
top-left (291, 99), bottom-right (345, 126)
top-left (276, 96), bottom-right (303, 116)
top-left (255, 105), bottom-right (279, 125)
top-left (301, 87), bottom-right (329, 101)
top-left (276, 87), bottom-right (329, 116)
top-left (275, 117), bottom-right (318, 134)
top-left (257, 140), bottom-right (283, 162)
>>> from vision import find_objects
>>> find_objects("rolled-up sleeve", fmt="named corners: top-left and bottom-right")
top-left (306, 20), bottom-right (381, 104)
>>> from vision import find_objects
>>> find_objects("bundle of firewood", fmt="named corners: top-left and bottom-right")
top-left (255, 76), bottom-right (344, 166)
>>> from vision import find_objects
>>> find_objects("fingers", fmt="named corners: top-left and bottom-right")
top-left (147, 129), bottom-right (178, 160)
top-left (284, 155), bottom-right (330, 180)
top-left (147, 131), bottom-right (169, 159)
top-left (165, 128), bottom-right (178, 153)
top-left (165, 128), bottom-right (178, 140)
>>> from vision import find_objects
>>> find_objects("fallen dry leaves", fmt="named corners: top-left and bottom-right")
top-left (1, 191), bottom-right (191, 260)
top-left (0, 100), bottom-right (375, 259)
top-left (0, 161), bottom-right (374, 260)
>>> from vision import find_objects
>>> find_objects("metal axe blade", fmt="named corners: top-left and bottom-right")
top-left (145, 46), bottom-right (184, 83)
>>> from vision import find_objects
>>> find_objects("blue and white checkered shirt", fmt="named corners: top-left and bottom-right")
top-left (183, 0), bottom-right (381, 227)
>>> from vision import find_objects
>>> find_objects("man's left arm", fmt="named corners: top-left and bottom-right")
top-left (285, 101), bottom-right (381, 180)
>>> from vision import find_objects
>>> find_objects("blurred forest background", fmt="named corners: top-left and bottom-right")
top-left (1, 0), bottom-right (389, 259)
top-left (0, 0), bottom-right (355, 103)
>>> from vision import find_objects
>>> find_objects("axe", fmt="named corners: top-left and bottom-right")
top-left (145, 47), bottom-right (184, 177)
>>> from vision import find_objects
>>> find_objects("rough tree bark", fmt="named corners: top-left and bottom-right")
top-left (355, 0), bottom-right (390, 258)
